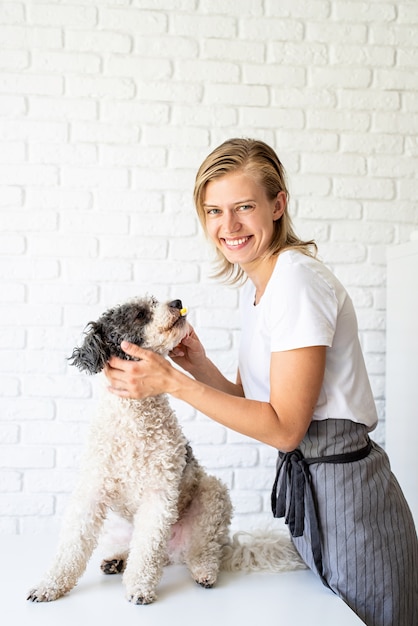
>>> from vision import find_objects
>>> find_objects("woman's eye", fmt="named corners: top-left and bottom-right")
top-left (206, 208), bottom-right (221, 216)
top-left (237, 204), bottom-right (253, 212)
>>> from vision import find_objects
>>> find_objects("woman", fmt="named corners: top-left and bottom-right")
top-left (105, 138), bottom-right (417, 626)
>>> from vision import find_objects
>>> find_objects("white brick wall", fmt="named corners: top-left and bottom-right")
top-left (0, 0), bottom-right (417, 534)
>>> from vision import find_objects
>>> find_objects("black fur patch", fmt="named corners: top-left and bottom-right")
top-left (68, 298), bottom-right (156, 374)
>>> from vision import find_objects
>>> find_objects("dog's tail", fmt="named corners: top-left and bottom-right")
top-left (221, 529), bottom-right (306, 573)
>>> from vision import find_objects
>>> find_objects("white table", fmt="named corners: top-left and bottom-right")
top-left (3, 534), bottom-right (364, 625)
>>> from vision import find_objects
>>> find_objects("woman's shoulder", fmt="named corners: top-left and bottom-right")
top-left (275, 249), bottom-right (347, 301)
top-left (278, 248), bottom-right (320, 268)
top-left (275, 249), bottom-right (324, 280)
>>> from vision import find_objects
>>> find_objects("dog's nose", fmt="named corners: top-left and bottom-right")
top-left (169, 300), bottom-right (183, 310)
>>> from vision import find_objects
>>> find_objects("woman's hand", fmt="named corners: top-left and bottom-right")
top-left (168, 324), bottom-right (207, 375)
top-left (104, 325), bottom-right (210, 399)
top-left (104, 324), bottom-right (240, 401)
top-left (105, 342), bottom-right (176, 400)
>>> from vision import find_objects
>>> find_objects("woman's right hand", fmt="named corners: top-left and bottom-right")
top-left (169, 324), bottom-right (207, 376)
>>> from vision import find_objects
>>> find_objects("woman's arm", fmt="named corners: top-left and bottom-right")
top-left (105, 341), bottom-right (326, 452)
top-left (167, 326), bottom-right (244, 397)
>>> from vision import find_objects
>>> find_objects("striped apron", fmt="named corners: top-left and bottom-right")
top-left (271, 419), bottom-right (418, 626)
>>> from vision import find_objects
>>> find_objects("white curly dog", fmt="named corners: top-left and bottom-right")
top-left (28, 296), bottom-right (304, 606)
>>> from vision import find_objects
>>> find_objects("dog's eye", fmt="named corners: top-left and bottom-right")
top-left (136, 309), bottom-right (147, 320)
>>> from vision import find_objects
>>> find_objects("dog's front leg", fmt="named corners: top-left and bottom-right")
top-left (123, 493), bottom-right (177, 605)
top-left (27, 489), bottom-right (107, 602)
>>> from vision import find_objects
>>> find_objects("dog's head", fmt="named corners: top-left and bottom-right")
top-left (69, 296), bottom-right (188, 374)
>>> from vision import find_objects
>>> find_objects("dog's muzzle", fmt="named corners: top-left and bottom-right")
top-left (169, 300), bottom-right (188, 317)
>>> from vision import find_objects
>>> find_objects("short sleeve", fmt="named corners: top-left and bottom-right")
top-left (269, 261), bottom-right (338, 352)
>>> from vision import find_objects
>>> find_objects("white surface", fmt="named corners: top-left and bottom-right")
top-left (2, 534), bottom-right (364, 625)
top-left (386, 240), bottom-right (418, 525)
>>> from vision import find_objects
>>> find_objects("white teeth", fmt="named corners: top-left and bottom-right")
top-left (224, 237), bottom-right (249, 246)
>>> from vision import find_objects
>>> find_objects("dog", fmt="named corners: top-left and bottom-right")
top-left (27, 295), bottom-right (305, 606)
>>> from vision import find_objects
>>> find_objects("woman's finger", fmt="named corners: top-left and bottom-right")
top-left (120, 341), bottom-right (150, 359)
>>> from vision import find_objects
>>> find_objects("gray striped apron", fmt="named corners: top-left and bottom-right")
top-left (271, 419), bottom-right (418, 626)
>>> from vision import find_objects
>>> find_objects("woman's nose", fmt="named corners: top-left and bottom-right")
top-left (223, 208), bottom-right (241, 233)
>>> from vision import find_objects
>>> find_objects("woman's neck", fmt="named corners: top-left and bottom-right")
top-left (244, 255), bottom-right (278, 305)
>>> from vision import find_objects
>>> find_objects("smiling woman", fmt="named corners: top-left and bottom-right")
top-left (193, 137), bottom-right (316, 286)
top-left (202, 172), bottom-right (286, 302)
top-left (104, 138), bottom-right (418, 626)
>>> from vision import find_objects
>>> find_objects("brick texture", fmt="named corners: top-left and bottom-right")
top-left (1, 0), bottom-right (417, 534)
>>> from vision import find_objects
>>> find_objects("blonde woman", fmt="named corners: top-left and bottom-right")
top-left (106, 138), bottom-right (417, 626)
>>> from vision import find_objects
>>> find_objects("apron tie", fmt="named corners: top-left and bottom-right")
top-left (271, 439), bottom-right (372, 587)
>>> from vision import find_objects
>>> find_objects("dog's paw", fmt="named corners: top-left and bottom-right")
top-left (195, 576), bottom-right (216, 589)
top-left (127, 590), bottom-right (157, 605)
top-left (27, 586), bottom-right (62, 602)
top-left (191, 565), bottom-right (218, 589)
top-left (100, 558), bottom-right (125, 575)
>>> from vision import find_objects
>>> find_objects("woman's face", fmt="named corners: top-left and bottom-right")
top-left (202, 170), bottom-right (286, 272)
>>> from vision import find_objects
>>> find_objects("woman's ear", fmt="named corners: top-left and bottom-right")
top-left (273, 190), bottom-right (287, 221)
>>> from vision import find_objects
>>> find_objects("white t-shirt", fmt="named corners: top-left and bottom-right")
top-left (239, 249), bottom-right (378, 430)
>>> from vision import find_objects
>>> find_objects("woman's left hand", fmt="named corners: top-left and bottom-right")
top-left (104, 341), bottom-right (174, 399)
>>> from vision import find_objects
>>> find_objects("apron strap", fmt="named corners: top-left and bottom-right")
top-left (271, 439), bottom-right (372, 587)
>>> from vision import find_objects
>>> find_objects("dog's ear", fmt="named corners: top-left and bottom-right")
top-left (68, 322), bottom-right (111, 374)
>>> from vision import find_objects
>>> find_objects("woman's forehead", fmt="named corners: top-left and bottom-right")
top-left (203, 171), bottom-right (265, 204)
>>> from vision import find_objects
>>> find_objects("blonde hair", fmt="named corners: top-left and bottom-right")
top-left (193, 138), bottom-right (317, 284)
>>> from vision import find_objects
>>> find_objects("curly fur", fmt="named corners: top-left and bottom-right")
top-left (27, 295), bottom-right (304, 606)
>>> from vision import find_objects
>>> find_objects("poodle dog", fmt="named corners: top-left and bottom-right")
top-left (27, 295), bottom-right (305, 606)
top-left (27, 296), bottom-right (233, 605)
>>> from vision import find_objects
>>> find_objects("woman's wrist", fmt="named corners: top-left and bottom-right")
top-left (186, 355), bottom-right (213, 382)
top-left (168, 364), bottom-right (199, 399)
top-left (184, 358), bottom-right (243, 397)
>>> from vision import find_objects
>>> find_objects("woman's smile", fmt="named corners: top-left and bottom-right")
top-left (203, 171), bottom-right (285, 273)
top-left (222, 235), bottom-right (253, 249)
